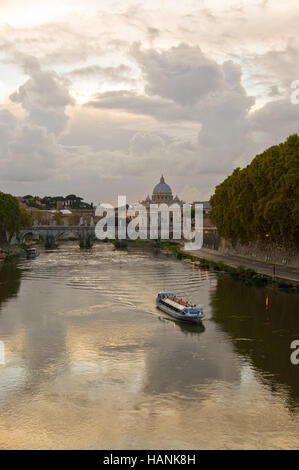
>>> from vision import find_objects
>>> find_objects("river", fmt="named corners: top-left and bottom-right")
top-left (0, 243), bottom-right (298, 449)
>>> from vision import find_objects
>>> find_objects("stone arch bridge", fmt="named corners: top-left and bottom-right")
top-left (18, 225), bottom-right (96, 248)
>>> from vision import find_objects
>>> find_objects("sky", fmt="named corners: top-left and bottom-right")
top-left (0, 0), bottom-right (299, 204)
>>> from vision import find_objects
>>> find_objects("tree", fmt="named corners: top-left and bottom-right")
top-left (20, 208), bottom-right (33, 228)
top-left (65, 194), bottom-right (84, 209)
top-left (69, 212), bottom-right (80, 225)
top-left (0, 192), bottom-right (21, 243)
top-left (34, 211), bottom-right (48, 225)
top-left (52, 211), bottom-right (63, 225)
top-left (210, 134), bottom-right (299, 249)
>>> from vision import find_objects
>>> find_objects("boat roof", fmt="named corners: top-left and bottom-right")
top-left (168, 296), bottom-right (196, 308)
top-left (163, 297), bottom-right (186, 311)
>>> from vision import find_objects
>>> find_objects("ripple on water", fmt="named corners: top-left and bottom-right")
top-left (1, 243), bottom-right (297, 449)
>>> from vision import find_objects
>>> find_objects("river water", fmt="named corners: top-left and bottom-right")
top-left (0, 243), bottom-right (298, 449)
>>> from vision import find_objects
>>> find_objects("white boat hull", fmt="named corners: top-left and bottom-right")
top-left (157, 301), bottom-right (203, 324)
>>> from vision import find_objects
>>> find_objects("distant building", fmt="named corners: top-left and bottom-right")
top-left (56, 200), bottom-right (63, 211)
top-left (140, 175), bottom-right (184, 207)
top-left (192, 201), bottom-right (211, 215)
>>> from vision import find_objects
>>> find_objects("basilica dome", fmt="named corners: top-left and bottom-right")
top-left (140, 175), bottom-right (183, 206)
top-left (152, 175), bottom-right (173, 204)
top-left (153, 175), bottom-right (172, 195)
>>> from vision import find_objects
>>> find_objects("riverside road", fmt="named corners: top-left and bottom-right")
top-left (187, 247), bottom-right (299, 284)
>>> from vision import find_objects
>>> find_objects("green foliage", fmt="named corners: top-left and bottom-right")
top-left (52, 211), bottom-right (63, 225)
top-left (23, 199), bottom-right (41, 209)
top-left (197, 258), bottom-right (270, 287)
top-left (113, 240), bottom-right (128, 249)
top-left (210, 134), bottom-right (299, 248)
top-left (160, 241), bottom-right (192, 260)
top-left (34, 211), bottom-right (48, 225)
top-left (69, 212), bottom-right (80, 225)
top-left (23, 194), bottom-right (91, 210)
top-left (0, 192), bottom-right (21, 242)
top-left (20, 208), bottom-right (33, 228)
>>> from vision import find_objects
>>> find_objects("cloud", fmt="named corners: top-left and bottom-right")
top-left (129, 132), bottom-right (167, 157)
top-left (68, 63), bottom-right (136, 86)
top-left (250, 98), bottom-right (299, 148)
top-left (86, 90), bottom-right (183, 120)
top-left (9, 56), bottom-right (74, 134)
top-left (147, 27), bottom-right (160, 42)
top-left (0, 58), bottom-right (72, 184)
top-left (0, 110), bottom-right (62, 182)
top-left (0, 2), bottom-right (299, 202)
top-left (132, 43), bottom-right (223, 105)
top-left (86, 46), bottom-right (255, 175)
top-left (243, 41), bottom-right (299, 101)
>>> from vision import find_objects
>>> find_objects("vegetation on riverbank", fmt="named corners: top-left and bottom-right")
top-left (160, 241), bottom-right (193, 260)
top-left (0, 244), bottom-right (28, 262)
top-left (159, 241), bottom-right (298, 291)
top-left (112, 239), bottom-right (156, 249)
top-left (210, 134), bottom-right (299, 249)
top-left (112, 239), bottom-right (128, 249)
top-left (0, 191), bottom-right (33, 244)
top-left (0, 192), bottom-right (21, 244)
top-left (0, 240), bottom-right (41, 263)
top-left (197, 258), bottom-right (269, 287)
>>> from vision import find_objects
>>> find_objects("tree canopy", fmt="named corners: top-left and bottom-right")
top-left (20, 208), bottom-right (33, 228)
top-left (52, 211), bottom-right (63, 225)
top-left (25, 194), bottom-right (90, 210)
top-left (210, 134), bottom-right (299, 248)
top-left (0, 192), bottom-right (22, 243)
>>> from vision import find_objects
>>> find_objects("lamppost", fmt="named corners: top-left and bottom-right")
top-left (265, 233), bottom-right (275, 279)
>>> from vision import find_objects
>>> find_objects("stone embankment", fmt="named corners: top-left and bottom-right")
top-left (186, 246), bottom-right (299, 285)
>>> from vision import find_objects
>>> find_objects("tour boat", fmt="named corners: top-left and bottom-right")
top-left (156, 292), bottom-right (204, 323)
top-left (26, 247), bottom-right (39, 258)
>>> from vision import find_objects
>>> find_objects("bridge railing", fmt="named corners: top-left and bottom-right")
top-left (20, 225), bottom-right (95, 230)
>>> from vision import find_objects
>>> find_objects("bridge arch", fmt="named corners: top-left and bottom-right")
top-left (18, 225), bottom-right (95, 249)
top-left (54, 230), bottom-right (81, 243)
top-left (18, 230), bottom-right (46, 244)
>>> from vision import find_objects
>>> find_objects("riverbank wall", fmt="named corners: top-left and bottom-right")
top-left (202, 231), bottom-right (298, 268)
top-left (185, 246), bottom-right (299, 287)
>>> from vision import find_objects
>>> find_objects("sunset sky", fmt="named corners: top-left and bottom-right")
top-left (0, 0), bottom-right (298, 204)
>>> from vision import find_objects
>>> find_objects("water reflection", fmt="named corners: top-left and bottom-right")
top-left (0, 245), bottom-right (298, 449)
top-left (158, 315), bottom-right (206, 336)
top-left (0, 262), bottom-right (22, 311)
top-left (211, 277), bottom-right (299, 409)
